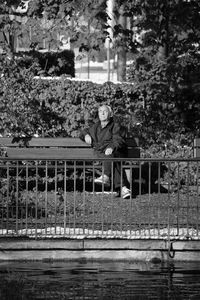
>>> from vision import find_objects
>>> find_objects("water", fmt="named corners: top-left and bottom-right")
top-left (0, 261), bottom-right (200, 299)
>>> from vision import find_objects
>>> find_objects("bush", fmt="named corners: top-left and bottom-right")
top-left (1, 53), bottom-right (200, 159)
top-left (127, 52), bottom-right (200, 153)
top-left (0, 57), bottom-right (140, 138)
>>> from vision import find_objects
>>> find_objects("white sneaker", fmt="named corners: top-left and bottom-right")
top-left (94, 175), bottom-right (110, 185)
top-left (121, 186), bottom-right (131, 199)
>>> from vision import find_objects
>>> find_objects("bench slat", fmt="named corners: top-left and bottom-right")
top-left (0, 137), bottom-right (17, 147)
top-left (6, 147), bottom-right (140, 160)
top-left (29, 137), bottom-right (89, 147)
top-left (6, 148), bottom-right (96, 159)
top-left (0, 137), bottom-right (139, 148)
top-left (0, 137), bottom-right (90, 148)
top-left (1, 136), bottom-right (140, 159)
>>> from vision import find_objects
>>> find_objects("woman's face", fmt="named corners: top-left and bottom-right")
top-left (98, 106), bottom-right (110, 122)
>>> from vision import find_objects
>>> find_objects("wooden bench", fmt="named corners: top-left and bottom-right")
top-left (0, 137), bottom-right (140, 160)
top-left (194, 138), bottom-right (200, 158)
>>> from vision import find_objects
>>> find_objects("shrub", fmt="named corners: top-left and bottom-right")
top-left (1, 53), bottom-right (200, 159)
top-left (127, 52), bottom-right (200, 153)
top-left (0, 58), bottom-right (140, 138)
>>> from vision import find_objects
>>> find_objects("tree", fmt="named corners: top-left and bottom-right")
top-left (124, 0), bottom-right (200, 91)
top-left (1, 0), bottom-right (133, 81)
top-left (0, 0), bottom-right (109, 57)
top-left (2, 0), bottom-right (199, 81)
top-left (0, 0), bottom-right (133, 81)
top-left (121, 0), bottom-right (200, 59)
top-left (115, 2), bottom-right (127, 81)
top-left (124, 0), bottom-right (200, 141)
top-left (0, 0), bottom-right (25, 57)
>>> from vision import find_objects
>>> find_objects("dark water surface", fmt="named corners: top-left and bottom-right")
top-left (0, 261), bottom-right (200, 299)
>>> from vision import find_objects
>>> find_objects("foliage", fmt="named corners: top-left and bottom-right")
top-left (1, 61), bottom-right (199, 149)
top-left (119, 0), bottom-right (200, 57)
top-left (27, 0), bottom-right (108, 56)
top-left (15, 49), bottom-right (75, 77)
top-left (1, 0), bottom-right (200, 80)
top-left (127, 51), bottom-right (200, 152)
top-left (0, 57), bottom-right (38, 136)
top-left (128, 49), bottom-right (200, 186)
top-left (0, 62), bottom-right (139, 137)
top-left (0, 0), bottom-right (109, 58)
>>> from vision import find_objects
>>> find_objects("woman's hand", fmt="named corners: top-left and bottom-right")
top-left (105, 147), bottom-right (113, 155)
top-left (85, 134), bottom-right (92, 145)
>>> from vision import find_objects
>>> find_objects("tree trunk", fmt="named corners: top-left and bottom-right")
top-left (117, 4), bottom-right (127, 82)
top-left (157, 3), bottom-right (169, 60)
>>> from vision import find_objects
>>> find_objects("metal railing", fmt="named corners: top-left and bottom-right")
top-left (0, 157), bottom-right (199, 240)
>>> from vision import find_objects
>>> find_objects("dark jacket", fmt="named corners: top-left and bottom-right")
top-left (79, 118), bottom-right (126, 153)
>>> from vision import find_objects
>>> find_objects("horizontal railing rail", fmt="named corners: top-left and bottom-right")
top-left (0, 157), bottom-right (199, 240)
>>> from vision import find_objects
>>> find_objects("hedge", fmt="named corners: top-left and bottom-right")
top-left (0, 56), bottom-right (200, 160)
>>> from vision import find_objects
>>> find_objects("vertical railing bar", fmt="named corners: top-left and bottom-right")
top-left (0, 163), bottom-right (2, 232)
top-left (196, 161), bottom-right (199, 235)
top-left (177, 162), bottom-right (180, 236)
top-left (101, 161), bottom-right (105, 237)
top-left (139, 161), bottom-right (142, 199)
top-left (110, 160), bottom-right (114, 235)
top-left (120, 160), bottom-right (123, 236)
top-left (54, 160), bottom-right (58, 236)
top-left (157, 162), bottom-right (161, 237)
top-left (105, 160), bottom-right (110, 238)
top-left (6, 162), bottom-right (10, 235)
top-left (139, 161), bottom-right (142, 236)
top-left (19, 163), bottom-right (22, 233)
top-left (148, 161), bottom-right (151, 237)
top-left (0, 162), bottom-right (1, 230)
top-left (45, 164), bottom-right (49, 236)
top-left (73, 161), bottom-right (76, 236)
top-left (16, 161), bottom-right (19, 234)
top-left (45, 161), bottom-right (48, 237)
top-left (186, 161), bottom-right (189, 236)
top-left (129, 163), bottom-right (133, 237)
top-left (0, 163), bottom-right (2, 231)
top-left (92, 161), bottom-right (95, 235)
top-left (167, 161), bottom-right (171, 243)
top-left (104, 161), bottom-right (108, 238)
top-left (35, 161), bottom-right (38, 239)
top-left (83, 160), bottom-right (86, 236)
top-left (63, 160), bottom-right (67, 237)
top-left (25, 162), bottom-right (29, 234)
top-left (29, 164), bottom-right (32, 237)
